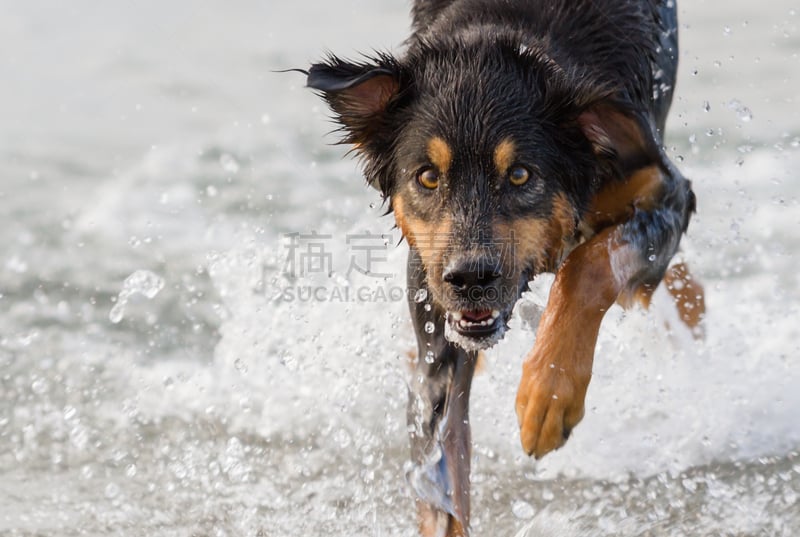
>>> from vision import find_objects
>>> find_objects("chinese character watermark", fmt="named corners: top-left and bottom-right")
top-left (261, 229), bottom-right (523, 303)
top-left (283, 232), bottom-right (334, 277)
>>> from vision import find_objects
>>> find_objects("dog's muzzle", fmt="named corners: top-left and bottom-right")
top-left (441, 256), bottom-right (510, 351)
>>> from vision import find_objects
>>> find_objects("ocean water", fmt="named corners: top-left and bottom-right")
top-left (0, 1), bottom-right (798, 536)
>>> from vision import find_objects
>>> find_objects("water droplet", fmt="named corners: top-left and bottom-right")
top-left (123, 270), bottom-right (165, 299)
top-left (226, 436), bottom-right (243, 455)
top-left (125, 464), bottom-right (137, 478)
top-left (5, 255), bottom-right (28, 274)
top-left (424, 351), bottom-right (435, 364)
top-left (424, 321), bottom-right (435, 334)
top-left (511, 499), bottom-right (535, 519)
top-left (109, 270), bottom-right (165, 323)
top-left (219, 153), bottom-right (240, 174)
top-left (414, 289), bottom-right (428, 303)
top-left (703, 101), bottom-right (711, 112)
top-left (70, 425), bottom-right (89, 449)
top-left (206, 185), bottom-right (218, 197)
top-left (81, 464), bottom-right (94, 480)
top-left (172, 463), bottom-right (188, 480)
top-left (648, 254), bottom-right (657, 262)
top-left (334, 428), bottom-right (352, 448)
top-left (727, 99), bottom-right (753, 122)
top-left (109, 302), bottom-right (125, 323)
top-left (31, 377), bottom-right (49, 395)
top-left (104, 483), bottom-right (120, 499)
top-left (281, 354), bottom-right (299, 371)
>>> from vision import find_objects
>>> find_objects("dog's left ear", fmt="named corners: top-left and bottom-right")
top-left (577, 101), bottom-right (663, 174)
top-left (307, 56), bottom-right (402, 147)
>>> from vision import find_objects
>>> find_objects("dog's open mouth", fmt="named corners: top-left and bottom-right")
top-left (450, 309), bottom-right (501, 336)
top-left (444, 308), bottom-right (508, 351)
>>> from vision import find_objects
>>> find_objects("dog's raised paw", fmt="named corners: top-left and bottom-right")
top-left (515, 357), bottom-right (589, 458)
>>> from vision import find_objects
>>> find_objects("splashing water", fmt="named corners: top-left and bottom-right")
top-left (109, 269), bottom-right (165, 323)
top-left (1, 1), bottom-right (799, 536)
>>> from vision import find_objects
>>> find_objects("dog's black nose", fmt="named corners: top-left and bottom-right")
top-left (443, 257), bottom-right (502, 294)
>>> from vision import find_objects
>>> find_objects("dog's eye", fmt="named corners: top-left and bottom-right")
top-left (417, 167), bottom-right (440, 190)
top-left (508, 165), bottom-right (530, 186)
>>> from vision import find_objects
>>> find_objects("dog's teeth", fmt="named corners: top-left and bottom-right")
top-left (491, 309), bottom-right (500, 319)
top-left (487, 317), bottom-right (495, 325)
top-left (451, 311), bottom-right (463, 321)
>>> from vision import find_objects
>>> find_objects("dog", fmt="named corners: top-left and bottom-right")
top-left (304, 1), bottom-right (705, 535)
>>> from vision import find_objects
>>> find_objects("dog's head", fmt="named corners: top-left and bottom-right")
top-left (307, 38), bottom-right (660, 350)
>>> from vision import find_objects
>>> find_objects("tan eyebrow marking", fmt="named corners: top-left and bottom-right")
top-left (427, 136), bottom-right (453, 174)
top-left (494, 138), bottom-right (517, 175)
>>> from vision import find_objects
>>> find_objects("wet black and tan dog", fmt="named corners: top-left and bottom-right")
top-left (305, 1), bottom-right (705, 535)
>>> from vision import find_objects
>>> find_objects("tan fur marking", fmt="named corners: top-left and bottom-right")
top-left (417, 503), bottom-right (468, 537)
top-left (474, 350), bottom-right (486, 375)
top-left (493, 217), bottom-right (550, 275)
top-left (493, 138), bottom-right (516, 175)
top-left (416, 501), bottom-right (441, 537)
top-left (663, 262), bottom-right (706, 337)
top-left (393, 194), bottom-right (451, 272)
top-left (493, 193), bottom-right (577, 274)
top-left (447, 518), bottom-right (468, 537)
top-left (548, 193), bottom-right (578, 266)
top-left (427, 136), bottom-right (453, 175)
top-left (583, 165), bottom-right (665, 232)
top-left (392, 195), bottom-right (416, 248)
top-left (617, 262), bottom-right (705, 338)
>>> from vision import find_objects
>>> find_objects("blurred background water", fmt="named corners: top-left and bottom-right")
top-left (0, 1), bottom-right (798, 535)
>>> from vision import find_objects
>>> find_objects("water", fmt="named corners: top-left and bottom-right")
top-left (1, 1), bottom-right (798, 535)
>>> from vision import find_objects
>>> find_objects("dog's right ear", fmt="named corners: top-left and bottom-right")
top-left (307, 56), bottom-right (402, 147)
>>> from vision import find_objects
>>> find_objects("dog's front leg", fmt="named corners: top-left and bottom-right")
top-left (405, 247), bottom-right (476, 537)
top-left (515, 223), bottom-right (654, 458)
